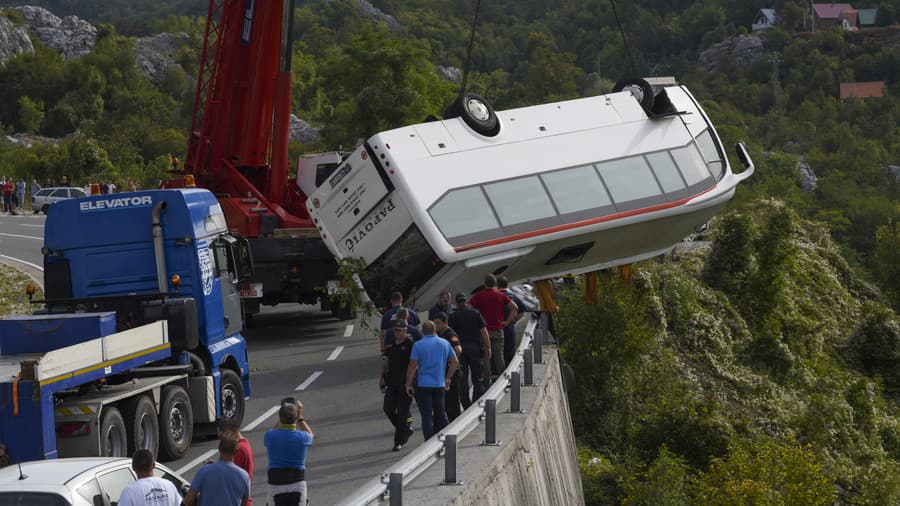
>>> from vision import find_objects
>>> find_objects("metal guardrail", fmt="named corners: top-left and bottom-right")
top-left (338, 314), bottom-right (544, 506)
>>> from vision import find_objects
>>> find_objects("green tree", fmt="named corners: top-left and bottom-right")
top-left (17, 96), bottom-right (44, 134)
top-left (874, 221), bottom-right (900, 310)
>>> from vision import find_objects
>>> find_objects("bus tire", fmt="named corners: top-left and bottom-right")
top-left (158, 385), bottom-right (193, 461)
top-left (122, 395), bottom-right (159, 457)
top-left (220, 369), bottom-right (245, 424)
top-left (99, 407), bottom-right (128, 458)
top-left (613, 78), bottom-right (655, 113)
top-left (447, 92), bottom-right (500, 137)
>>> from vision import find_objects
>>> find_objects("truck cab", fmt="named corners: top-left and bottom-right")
top-left (1, 189), bottom-right (253, 463)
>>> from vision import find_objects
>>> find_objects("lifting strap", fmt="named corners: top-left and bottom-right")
top-left (534, 279), bottom-right (558, 313)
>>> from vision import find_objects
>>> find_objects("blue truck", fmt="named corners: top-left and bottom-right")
top-left (0, 188), bottom-right (252, 463)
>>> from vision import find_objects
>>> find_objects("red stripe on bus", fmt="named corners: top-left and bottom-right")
top-left (453, 185), bottom-right (717, 253)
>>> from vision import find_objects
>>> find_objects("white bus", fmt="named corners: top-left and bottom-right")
top-left (305, 81), bottom-right (754, 310)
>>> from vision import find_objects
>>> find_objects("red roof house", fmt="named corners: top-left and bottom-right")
top-left (840, 81), bottom-right (885, 99)
top-left (813, 3), bottom-right (854, 30)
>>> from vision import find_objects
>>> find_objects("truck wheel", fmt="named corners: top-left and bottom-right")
top-left (99, 407), bottom-right (128, 458)
top-left (220, 369), bottom-right (245, 424)
top-left (122, 395), bottom-right (159, 457)
top-left (158, 385), bottom-right (193, 461)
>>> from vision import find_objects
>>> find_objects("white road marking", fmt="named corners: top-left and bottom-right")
top-left (327, 346), bottom-right (344, 361)
top-left (0, 255), bottom-right (44, 271)
top-left (20, 224), bottom-right (43, 228)
top-left (242, 405), bottom-right (281, 432)
top-left (174, 449), bottom-right (218, 476)
top-left (0, 232), bottom-right (41, 240)
top-left (343, 324), bottom-right (353, 337)
top-left (295, 371), bottom-right (323, 391)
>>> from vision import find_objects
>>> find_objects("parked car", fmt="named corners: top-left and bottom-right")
top-left (0, 457), bottom-right (189, 506)
top-left (32, 187), bottom-right (87, 214)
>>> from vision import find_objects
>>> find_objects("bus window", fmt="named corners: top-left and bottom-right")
top-left (645, 151), bottom-right (687, 194)
top-left (671, 144), bottom-right (713, 186)
top-left (695, 130), bottom-right (725, 180)
top-left (484, 176), bottom-right (557, 227)
top-left (595, 156), bottom-right (662, 206)
top-left (429, 187), bottom-right (500, 241)
top-left (540, 165), bottom-right (612, 217)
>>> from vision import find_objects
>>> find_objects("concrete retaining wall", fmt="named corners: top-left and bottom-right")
top-left (402, 349), bottom-right (584, 505)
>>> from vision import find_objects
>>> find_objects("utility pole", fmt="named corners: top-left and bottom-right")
top-left (771, 51), bottom-right (783, 113)
top-left (811, 1), bottom-right (816, 33)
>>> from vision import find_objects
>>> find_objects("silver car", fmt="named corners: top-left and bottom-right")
top-left (32, 187), bottom-right (87, 214)
top-left (0, 457), bottom-right (189, 506)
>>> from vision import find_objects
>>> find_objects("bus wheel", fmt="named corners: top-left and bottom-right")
top-left (158, 385), bottom-right (193, 461)
top-left (613, 78), bottom-right (655, 114)
top-left (220, 369), bottom-right (245, 424)
top-left (99, 407), bottom-right (128, 457)
top-left (446, 92), bottom-right (500, 137)
top-left (122, 395), bottom-right (160, 457)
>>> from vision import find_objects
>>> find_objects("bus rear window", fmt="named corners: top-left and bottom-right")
top-left (360, 226), bottom-right (445, 308)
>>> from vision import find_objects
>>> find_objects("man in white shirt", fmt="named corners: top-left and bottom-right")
top-left (118, 449), bottom-right (182, 506)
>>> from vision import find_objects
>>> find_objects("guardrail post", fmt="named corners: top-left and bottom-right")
top-left (481, 399), bottom-right (501, 446)
top-left (389, 472), bottom-right (403, 505)
top-left (534, 319), bottom-right (543, 364)
top-left (524, 347), bottom-right (534, 386)
top-left (509, 371), bottom-right (522, 413)
top-left (442, 434), bottom-right (462, 485)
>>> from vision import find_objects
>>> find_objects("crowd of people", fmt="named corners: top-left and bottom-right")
top-left (379, 273), bottom-right (525, 451)
top-left (0, 175), bottom-right (139, 215)
top-left (118, 399), bottom-right (312, 506)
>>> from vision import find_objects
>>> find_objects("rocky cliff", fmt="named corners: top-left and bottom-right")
top-left (0, 13), bottom-right (33, 63)
top-left (12, 5), bottom-right (96, 60)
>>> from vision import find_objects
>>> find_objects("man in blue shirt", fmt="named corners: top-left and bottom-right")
top-left (405, 321), bottom-right (459, 440)
top-left (382, 307), bottom-right (423, 352)
top-left (264, 400), bottom-right (314, 506)
top-left (184, 437), bottom-right (250, 506)
top-left (380, 291), bottom-right (421, 343)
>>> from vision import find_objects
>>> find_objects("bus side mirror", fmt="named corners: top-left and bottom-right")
top-left (733, 142), bottom-right (755, 182)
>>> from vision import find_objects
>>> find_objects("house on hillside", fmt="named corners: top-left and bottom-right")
top-left (839, 8), bottom-right (859, 30)
top-left (752, 9), bottom-right (777, 31)
top-left (813, 3), bottom-right (854, 30)
top-left (839, 81), bottom-right (885, 99)
top-left (858, 9), bottom-right (878, 28)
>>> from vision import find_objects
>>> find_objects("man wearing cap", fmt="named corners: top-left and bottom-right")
top-left (448, 293), bottom-right (491, 408)
top-left (264, 400), bottom-right (314, 506)
top-left (380, 292), bottom-right (421, 344)
top-left (380, 320), bottom-right (415, 450)
top-left (405, 321), bottom-right (459, 440)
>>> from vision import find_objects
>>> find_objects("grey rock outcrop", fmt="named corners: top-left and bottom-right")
top-left (290, 115), bottom-right (320, 145)
top-left (699, 34), bottom-right (765, 73)
top-left (0, 14), bottom-right (34, 63)
top-left (12, 6), bottom-right (96, 60)
top-left (438, 65), bottom-right (462, 83)
top-left (886, 165), bottom-right (900, 180)
top-left (797, 162), bottom-right (818, 191)
top-left (354, 0), bottom-right (401, 31)
top-left (134, 32), bottom-right (191, 84)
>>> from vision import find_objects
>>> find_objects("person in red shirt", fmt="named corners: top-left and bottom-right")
top-left (218, 418), bottom-right (255, 505)
top-left (468, 274), bottom-right (518, 382)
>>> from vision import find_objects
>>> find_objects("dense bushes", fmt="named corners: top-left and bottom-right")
top-left (562, 201), bottom-right (899, 504)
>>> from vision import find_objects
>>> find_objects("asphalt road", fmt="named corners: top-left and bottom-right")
top-left (0, 211), bottom-right (418, 504)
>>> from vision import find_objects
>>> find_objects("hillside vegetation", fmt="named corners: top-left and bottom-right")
top-left (561, 201), bottom-right (899, 504)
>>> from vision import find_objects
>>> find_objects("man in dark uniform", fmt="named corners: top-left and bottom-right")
top-left (380, 292), bottom-right (421, 341)
top-left (382, 307), bottom-right (423, 352)
top-left (497, 276), bottom-right (527, 366)
top-left (433, 312), bottom-right (463, 421)
top-left (428, 290), bottom-right (454, 321)
top-left (448, 293), bottom-right (491, 408)
top-left (380, 320), bottom-right (415, 451)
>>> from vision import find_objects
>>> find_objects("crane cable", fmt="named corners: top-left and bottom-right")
top-left (458, 0), bottom-right (483, 96)
top-left (608, 0), bottom-right (638, 76)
